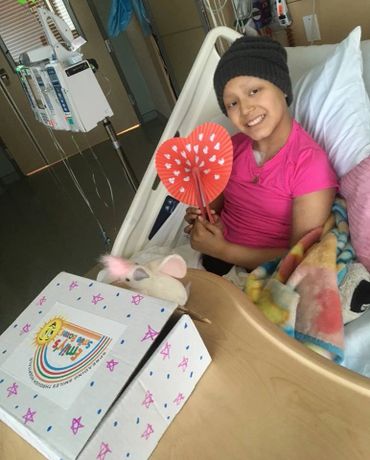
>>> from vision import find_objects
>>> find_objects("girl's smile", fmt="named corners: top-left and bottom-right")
top-left (246, 114), bottom-right (266, 127)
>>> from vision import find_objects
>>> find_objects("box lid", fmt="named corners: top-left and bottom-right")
top-left (0, 272), bottom-right (178, 460)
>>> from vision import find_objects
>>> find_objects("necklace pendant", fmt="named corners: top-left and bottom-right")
top-left (252, 175), bottom-right (259, 184)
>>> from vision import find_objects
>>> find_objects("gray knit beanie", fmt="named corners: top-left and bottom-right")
top-left (213, 35), bottom-right (293, 114)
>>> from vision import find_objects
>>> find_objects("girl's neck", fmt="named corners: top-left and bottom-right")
top-left (253, 113), bottom-right (293, 161)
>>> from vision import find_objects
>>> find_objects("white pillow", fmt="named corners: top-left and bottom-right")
top-left (360, 40), bottom-right (370, 96)
top-left (291, 27), bottom-right (370, 177)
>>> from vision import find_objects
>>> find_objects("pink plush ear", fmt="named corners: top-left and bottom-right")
top-left (157, 254), bottom-right (187, 278)
top-left (100, 255), bottom-right (134, 278)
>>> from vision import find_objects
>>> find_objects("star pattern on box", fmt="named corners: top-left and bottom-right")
top-left (71, 416), bottom-right (84, 435)
top-left (141, 423), bottom-right (154, 440)
top-left (173, 392), bottom-right (185, 406)
top-left (131, 294), bottom-right (144, 305)
top-left (22, 408), bottom-right (36, 424)
top-left (106, 359), bottom-right (119, 372)
top-left (142, 390), bottom-right (154, 409)
top-left (96, 442), bottom-right (112, 460)
top-left (160, 341), bottom-right (171, 360)
top-left (36, 296), bottom-right (46, 306)
top-left (92, 293), bottom-right (104, 305)
top-left (141, 325), bottom-right (159, 342)
top-left (178, 356), bottom-right (189, 372)
top-left (7, 382), bottom-right (18, 397)
top-left (69, 281), bottom-right (78, 291)
top-left (20, 323), bottom-right (31, 335)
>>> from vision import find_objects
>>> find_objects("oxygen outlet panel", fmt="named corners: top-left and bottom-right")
top-left (303, 14), bottom-right (321, 42)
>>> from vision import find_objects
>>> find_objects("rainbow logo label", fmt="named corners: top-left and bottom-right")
top-left (30, 316), bottom-right (112, 386)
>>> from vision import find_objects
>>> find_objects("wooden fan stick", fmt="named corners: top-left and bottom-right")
top-left (192, 168), bottom-right (215, 224)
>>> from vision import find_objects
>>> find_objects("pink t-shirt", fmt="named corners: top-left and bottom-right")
top-left (221, 120), bottom-right (338, 249)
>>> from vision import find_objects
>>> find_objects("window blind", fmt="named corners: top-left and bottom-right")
top-left (0, 0), bottom-right (78, 66)
top-left (49, 0), bottom-right (74, 30)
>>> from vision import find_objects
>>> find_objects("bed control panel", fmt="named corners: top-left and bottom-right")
top-left (149, 195), bottom-right (179, 240)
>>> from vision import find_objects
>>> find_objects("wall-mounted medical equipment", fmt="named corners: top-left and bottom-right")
top-left (202, 1), bottom-right (293, 40)
top-left (275, 0), bottom-right (292, 27)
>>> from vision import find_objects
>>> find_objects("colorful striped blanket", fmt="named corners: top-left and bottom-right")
top-left (245, 197), bottom-right (354, 363)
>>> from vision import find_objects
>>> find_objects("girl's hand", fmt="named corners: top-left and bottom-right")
top-left (184, 207), bottom-right (219, 234)
top-left (184, 207), bottom-right (201, 234)
top-left (184, 206), bottom-right (201, 224)
top-left (211, 213), bottom-right (224, 232)
top-left (190, 216), bottom-right (227, 257)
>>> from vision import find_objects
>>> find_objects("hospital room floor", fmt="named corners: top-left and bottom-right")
top-left (0, 116), bottom-right (166, 334)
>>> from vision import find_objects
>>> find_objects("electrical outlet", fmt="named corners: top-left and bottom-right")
top-left (303, 14), bottom-right (321, 42)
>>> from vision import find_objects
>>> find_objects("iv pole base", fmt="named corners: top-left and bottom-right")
top-left (103, 117), bottom-right (139, 192)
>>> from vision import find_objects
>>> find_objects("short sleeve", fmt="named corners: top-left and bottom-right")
top-left (291, 147), bottom-right (338, 197)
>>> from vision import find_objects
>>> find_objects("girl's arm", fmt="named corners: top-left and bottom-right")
top-left (290, 188), bottom-right (336, 245)
top-left (190, 217), bottom-right (287, 271)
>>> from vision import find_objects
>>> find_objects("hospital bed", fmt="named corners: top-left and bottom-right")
top-left (105, 25), bottom-right (370, 261)
top-left (97, 27), bottom-right (370, 458)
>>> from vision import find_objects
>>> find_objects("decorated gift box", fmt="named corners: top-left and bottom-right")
top-left (0, 272), bottom-right (211, 459)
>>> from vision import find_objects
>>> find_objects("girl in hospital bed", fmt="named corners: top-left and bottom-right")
top-left (184, 35), bottom-right (338, 275)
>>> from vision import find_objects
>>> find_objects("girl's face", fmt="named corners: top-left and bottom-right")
top-left (223, 75), bottom-right (292, 155)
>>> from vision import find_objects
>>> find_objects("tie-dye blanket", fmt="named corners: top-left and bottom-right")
top-left (245, 197), bottom-right (354, 363)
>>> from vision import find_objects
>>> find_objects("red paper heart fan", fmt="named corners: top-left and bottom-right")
top-left (155, 122), bottom-right (233, 213)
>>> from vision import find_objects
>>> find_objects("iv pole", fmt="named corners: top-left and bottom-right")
top-left (102, 117), bottom-right (138, 192)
